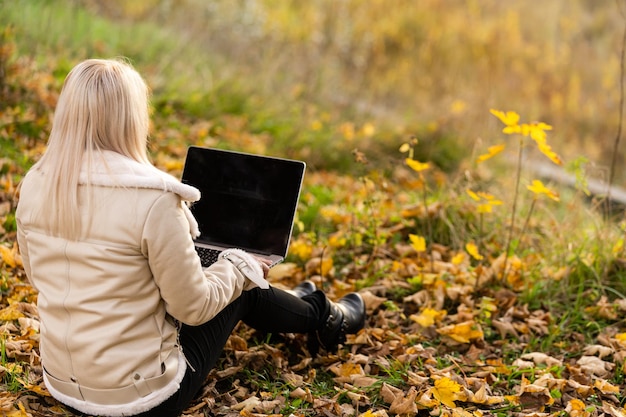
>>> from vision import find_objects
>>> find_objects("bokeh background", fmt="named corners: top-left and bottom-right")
top-left (4, 0), bottom-right (626, 182)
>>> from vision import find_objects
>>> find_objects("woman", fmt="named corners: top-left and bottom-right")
top-left (16, 58), bottom-right (366, 417)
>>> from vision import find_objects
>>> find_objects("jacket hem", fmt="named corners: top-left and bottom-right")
top-left (45, 352), bottom-right (187, 417)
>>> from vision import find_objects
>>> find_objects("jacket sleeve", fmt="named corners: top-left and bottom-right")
top-left (141, 193), bottom-right (247, 326)
top-left (15, 216), bottom-right (36, 290)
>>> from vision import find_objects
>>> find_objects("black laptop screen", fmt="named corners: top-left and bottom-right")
top-left (181, 147), bottom-right (305, 256)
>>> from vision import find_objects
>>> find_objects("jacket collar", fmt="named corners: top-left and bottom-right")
top-left (79, 150), bottom-right (200, 202)
top-left (80, 150), bottom-right (201, 237)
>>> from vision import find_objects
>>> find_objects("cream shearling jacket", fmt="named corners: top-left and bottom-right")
top-left (16, 151), bottom-right (266, 416)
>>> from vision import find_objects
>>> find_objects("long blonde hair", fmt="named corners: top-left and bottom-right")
top-left (33, 58), bottom-right (151, 240)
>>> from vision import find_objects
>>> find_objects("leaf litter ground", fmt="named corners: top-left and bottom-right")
top-left (1, 48), bottom-right (626, 417)
top-left (1, 167), bottom-right (626, 417)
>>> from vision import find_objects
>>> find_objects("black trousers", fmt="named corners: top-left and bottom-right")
top-left (131, 287), bottom-right (329, 417)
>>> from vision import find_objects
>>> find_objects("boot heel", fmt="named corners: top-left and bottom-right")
top-left (314, 292), bottom-right (366, 352)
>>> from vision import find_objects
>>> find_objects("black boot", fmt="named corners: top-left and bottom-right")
top-left (314, 292), bottom-right (366, 352)
top-left (286, 280), bottom-right (316, 298)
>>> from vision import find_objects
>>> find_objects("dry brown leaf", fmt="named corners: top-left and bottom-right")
top-left (388, 385), bottom-right (418, 416)
top-left (520, 352), bottom-right (562, 368)
top-left (576, 355), bottom-right (614, 378)
top-left (583, 344), bottom-right (614, 359)
top-left (379, 382), bottom-right (403, 404)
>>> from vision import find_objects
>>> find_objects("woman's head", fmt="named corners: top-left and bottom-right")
top-left (49, 58), bottom-right (150, 162)
top-left (34, 58), bottom-right (151, 239)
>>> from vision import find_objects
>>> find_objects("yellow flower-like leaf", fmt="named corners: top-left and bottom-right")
top-left (432, 377), bottom-right (461, 408)
top-left (409, 234), bottom-right (426, 252)
top-left (466, 189), bottom-right (480, 201)
top-left (476, 144), bottom-right (506, 163)
top-left (527, 122), bottom-right (553, 143)
top-left (405, 158), bottom-right (430, 172)
top-left (465, 242), bottom-right (483, 260)
top-left (467, 190), bottom-right (503, 212)
top-left (477, 203), bottom-right (493, 213)
top-left (537, 142), bottom-right (563, 165)
top-left (490, 109), bottom-right (520, 127)
top-left (502, 124), bottom-right (522, 135)
top-left (527, 179), bottom-right (560, 201)
top-left (399, 143), bottom-right (411, 153)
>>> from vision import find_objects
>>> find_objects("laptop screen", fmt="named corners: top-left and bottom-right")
top-left (181, 146), bottom-right (306, 256)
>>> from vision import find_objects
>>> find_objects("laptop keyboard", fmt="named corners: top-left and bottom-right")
top-left (196, 246), bottom-right (221, 267)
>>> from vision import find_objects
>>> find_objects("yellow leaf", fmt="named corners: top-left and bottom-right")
top-left (409, 234), bottom-right (426, 252)
top-left (527, 179), bottom-right (560, 201)
top-left (477, 203), bottom-right (492, 214)
top-left (319, 258), bottom-right (333, 276)
top-left (0, 304), bottom-right (25, 321)
top-left (465, 242), bottom-right (483, 260)
top-left (432, 377), bottom-right (461, 408)
top-left (289, 239), bottom-right (313, 260)
top-left (490, 109), bottom-right (520, 127)
top-left (451, 252), bottom-right (465, 265)
top-left (476, 191), bottom-right (500, 202)
top-left (328, 232), bottom-right (347, 248)
top-left (466, 189), bottom-right (480, 201)
top-left (527, 122), bottom-right (553, 143)
top-left (476, 144), bottom-right (505, 163)
top-left (0, 244), bottom-right (16, 268)
top-left (566, 398), bottom-right (586, 411)
top-left (405, 158), bottom-right (430, 172)
top-left (410, 307), bottom-right (447, 327)
top-left (437, 320), bottom-right (484, 343)
top-left (594, 379), bottom-right (620, 394)
top-left (537, 142), bottom-right (563, 165)
top-left (332, 362), bottom-right (364, 378)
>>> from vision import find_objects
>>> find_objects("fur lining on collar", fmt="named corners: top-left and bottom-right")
top-left (80, 150), bottom-right (201, 237)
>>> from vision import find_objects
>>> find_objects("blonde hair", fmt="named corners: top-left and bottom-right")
top-left (33, 58), bottom-right (151, 239)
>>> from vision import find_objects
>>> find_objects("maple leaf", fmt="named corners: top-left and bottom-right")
top-left (409, 234), bottom-right (426, 252)
top-left (432, 377), bottom-right (461, 408)
top-left (410, 307), bottom-right (446, 327)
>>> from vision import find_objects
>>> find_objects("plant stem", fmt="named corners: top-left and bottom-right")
top-left (519, 198), bottom-right (536, 250)
top-left (422, 176), bottom-right (434, 272)
top-left (502, 137), bottom-right (524, 281)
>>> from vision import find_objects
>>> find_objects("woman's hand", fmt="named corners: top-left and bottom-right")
top-left (253, 256), bottom-right (272, 278)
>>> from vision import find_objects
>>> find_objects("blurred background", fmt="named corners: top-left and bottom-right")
top-left (2, 0), bottom-right (626, 183)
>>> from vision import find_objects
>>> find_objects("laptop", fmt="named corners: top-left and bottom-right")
top-left (181, 146), bottom-right (306, 268)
